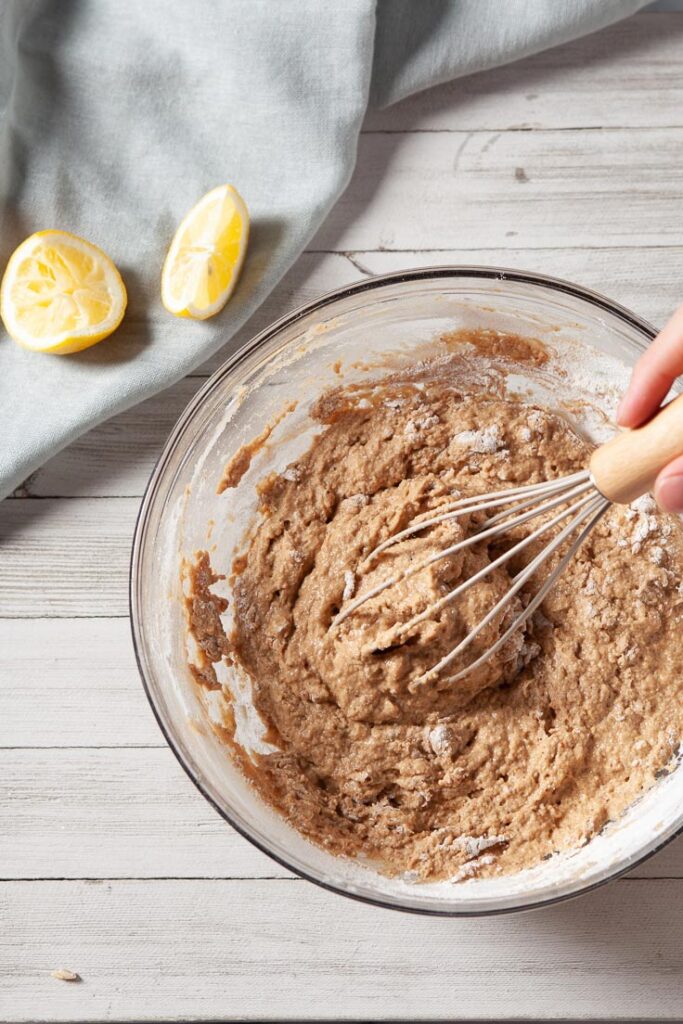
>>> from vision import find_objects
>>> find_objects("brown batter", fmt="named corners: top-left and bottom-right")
top-left (187, 349), bottom-right (683, 881)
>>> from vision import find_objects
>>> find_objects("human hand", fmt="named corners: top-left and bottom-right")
top-left (617, 305), bottom-right (683, 513)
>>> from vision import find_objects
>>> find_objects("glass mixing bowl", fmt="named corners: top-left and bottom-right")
top-left (130, 267), bottom-right (683, 915)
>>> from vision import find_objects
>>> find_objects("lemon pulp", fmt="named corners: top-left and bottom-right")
top-left (0, 230), bottom-right (127, 354)
top-left (161, 184), bottom-right (249, 320)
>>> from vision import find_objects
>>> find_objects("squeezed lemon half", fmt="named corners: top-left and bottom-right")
top-left (161, 184), bottom-right (249, 320)
top-left (0, 230), bottom-right (127, 354)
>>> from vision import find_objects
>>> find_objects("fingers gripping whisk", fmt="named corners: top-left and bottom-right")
top-left (330, 470), bottom-right (610, 687)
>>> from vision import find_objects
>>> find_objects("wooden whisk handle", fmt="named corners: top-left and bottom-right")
top-left (589, 392), bottom-right (683, 504)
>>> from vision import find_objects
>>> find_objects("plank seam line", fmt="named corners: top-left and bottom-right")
top-left (6, 494), bottom-right (134, 501)
top-left (0, 874), bottom-right (674, 882)
top-left (0, 614), bottom-right (130, 621)
top-left (304, 243), bottom-right (683, 254)
top-left (0, 745), bottom-right (165, 751)
top-left (6, 1019), bottom-right (669, 1024)
top-left (360, 124), bottom-right (683, 135)
top-left (0, 876), bottom-right (300, 882)
top-left (2, 1020), bottom-right (671, 1024)
top-left (341, 252), bottom-right (373, 277)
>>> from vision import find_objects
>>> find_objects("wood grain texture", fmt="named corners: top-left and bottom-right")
top-left (364, 14), bottom-right (683, 131)
top-left (591, 391), bottom-right (683, 502)
top-left (0, 497), bottom-right (136, 617)
top-left (311, 128), bottom-right (683, 252)
top-left (0, 748), bottom-right (289, 880)
top-left (1, 746), bottom-right (679, 881)
top-left (0, 618), bottom-right (158, 747)
top-left (354, 246), bottom-right (683, 329)
top-left (2, 878), bottom-right (682, 1022)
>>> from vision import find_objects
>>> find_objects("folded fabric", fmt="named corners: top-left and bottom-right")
top-left (0, 0), bottom-right (648, 498)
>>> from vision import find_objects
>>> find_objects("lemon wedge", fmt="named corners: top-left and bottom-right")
top-left (0, 230), bottom-right (127, 354)
top-left (161, 184), bottom-right (249, 320)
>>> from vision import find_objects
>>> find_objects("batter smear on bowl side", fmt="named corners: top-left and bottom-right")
top-left (185, 338), bottom-right (683, 882)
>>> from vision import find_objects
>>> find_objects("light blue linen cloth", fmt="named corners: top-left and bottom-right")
top-left (0, 0), bottom-right (648, 497)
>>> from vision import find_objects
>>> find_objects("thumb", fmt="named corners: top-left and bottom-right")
top-left (654, 454), bottom-right (683, 513)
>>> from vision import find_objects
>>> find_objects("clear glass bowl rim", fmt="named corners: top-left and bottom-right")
top-left (130, 264), bottom-right (683, 916)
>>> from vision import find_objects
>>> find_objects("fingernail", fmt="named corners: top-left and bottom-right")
top-left (616, 394), bottom-right (634, 427)
top-left (654, 474), bottom-right (683, 513)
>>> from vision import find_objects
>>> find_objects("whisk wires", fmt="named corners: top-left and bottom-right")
top-left (330, 470), bottom-right (610, 685)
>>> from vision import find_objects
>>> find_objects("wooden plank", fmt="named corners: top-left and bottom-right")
top-left (311, 128), bottom-right (683, 252)
top-left (0, 619), bottom-right (160, 748)
top-left (0, 748), bottom-right (289, 880)
top-left (0, 498), bottom-right (136, 618)
top-left (364, 13), bottom-right (683, 132)
top-left (1, 746), bottom-right (677, 881)
top-left (2, 878), bottom-right (681, 1021)
top-left (347, 246), bottom-right (682, 328)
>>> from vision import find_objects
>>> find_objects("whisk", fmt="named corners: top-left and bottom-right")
top-left (332, 395), bottom-right (683, 688)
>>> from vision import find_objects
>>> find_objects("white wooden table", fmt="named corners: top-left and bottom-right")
top-left (2, 12), bottom-right (683, 1022)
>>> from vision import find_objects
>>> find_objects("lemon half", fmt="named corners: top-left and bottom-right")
top-left (161, 184), bottom-right (249, 320)
top-left (0, 230), bottom-right (127, 354)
